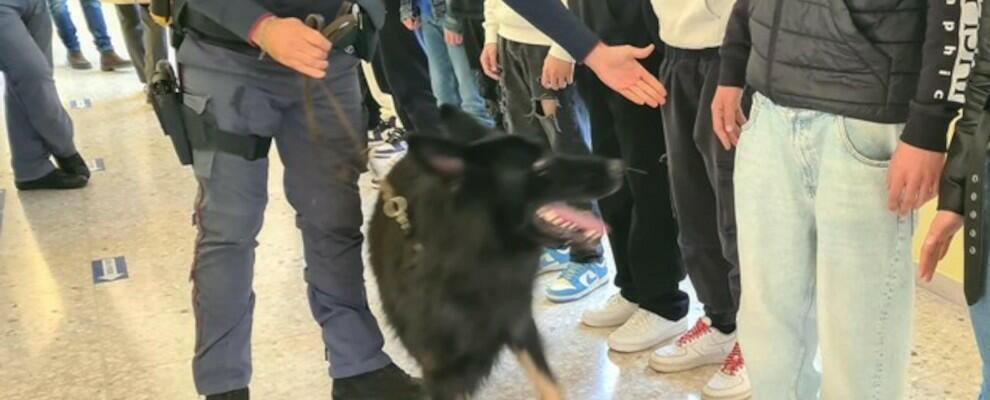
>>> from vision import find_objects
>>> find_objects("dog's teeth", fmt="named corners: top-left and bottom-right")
top-left (551, 217), bottom-right (565, 226)
top-left (542, 210), bottom-right (559, 219)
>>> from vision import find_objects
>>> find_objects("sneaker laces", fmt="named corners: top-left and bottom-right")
top-left (721, 343), bottom-right (745, 375)
top-left (560, 263), bottom-right (587, 281)
top-left (677, 319), bottom-right (713, 347)
top-left (623, 310), bottom-right (654, 331)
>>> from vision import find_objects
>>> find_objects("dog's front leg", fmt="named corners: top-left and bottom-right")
top-left (511, 318), bottom-right (563, 400)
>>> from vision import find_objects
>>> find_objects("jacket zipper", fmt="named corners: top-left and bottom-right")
top-left (765, 0), bottom-right (785, 97)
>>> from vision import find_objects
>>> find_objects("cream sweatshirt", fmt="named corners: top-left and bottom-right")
top-left (650, 0), bottom-right (736, 49)
top-left (483, 0), bottom-right (574, 63)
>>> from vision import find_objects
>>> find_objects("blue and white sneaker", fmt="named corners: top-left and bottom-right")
top-left (539, 248), bottom-right (569, 275)
top-left (546, 260), bottom-right (608, 303)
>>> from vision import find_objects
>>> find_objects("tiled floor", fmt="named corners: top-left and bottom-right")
top-left (0, 7), bottom-right (984, 399)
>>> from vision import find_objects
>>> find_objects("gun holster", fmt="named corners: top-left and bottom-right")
top-left (150, 60), bottom-right (194, 165)
top-left (149, 60), bottom-right (272, 165)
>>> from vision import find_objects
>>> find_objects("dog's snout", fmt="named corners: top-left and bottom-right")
top-left (606, 159), bottom-right (625, 179)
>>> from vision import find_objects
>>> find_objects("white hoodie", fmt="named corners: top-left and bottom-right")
top-left (650, 0), bottom-right (736, 49)
top-left (483, 0), bottom-right (574, 62)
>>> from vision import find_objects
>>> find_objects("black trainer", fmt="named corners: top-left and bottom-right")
top-left (55, 153), bottom-right (90, 180)
top-left (331, 364), bottom-right (425, 400)
top-left (15, 169), bottom-right (88, 191)
top-left (205, 388), bottom-right (248, 400)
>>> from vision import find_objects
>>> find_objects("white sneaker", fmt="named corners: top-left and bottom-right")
top-left (581, 293), bottom-right (639, 328)
top-left (702, 343), bottom-right (751, 400)
top-left (650, 317), bottom-right (735, 373)
top-left (606, 309), bottom-right (688, 353)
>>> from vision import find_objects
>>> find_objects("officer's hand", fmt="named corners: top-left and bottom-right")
top-left (251, 16), bottom-right (332, 79)
top-left (480, 43), bottom-right (500, 80)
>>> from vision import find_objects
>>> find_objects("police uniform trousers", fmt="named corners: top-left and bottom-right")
top-left (0, 0), bottom-right (78, 182)
top-left (178, 37), bottom-right (390, 396)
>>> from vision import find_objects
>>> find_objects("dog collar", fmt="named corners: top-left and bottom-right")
top-left (380, 181), bottom-right (412, 234)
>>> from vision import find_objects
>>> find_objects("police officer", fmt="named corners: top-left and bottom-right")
top-left (176, 1), bottom-right (422, 399)
top-left (1, 0), bottom-right (90, 191)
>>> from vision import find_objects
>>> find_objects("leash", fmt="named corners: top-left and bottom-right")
top-left (296, 12), bottom-right (418, 243)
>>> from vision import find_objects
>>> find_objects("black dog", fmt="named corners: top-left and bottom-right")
top-left (368, 106), bottom-right (624, 399)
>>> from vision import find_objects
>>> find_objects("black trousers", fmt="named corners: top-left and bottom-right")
top-left (575, 64), bottom-right (689, 321)
top-left (659, 47), bottom-right (747, 329)
top-left (375, 0), bottom-right (440, 133)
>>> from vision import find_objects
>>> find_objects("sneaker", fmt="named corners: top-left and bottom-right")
top-left (545, 260), bottom-right (608, 303)
top-left (650, 317), bottom-right (735, 373)
top-left (702, 343), bottom-right (751, 400)
top-left (99, 50), bottom-right (132, 71)
top-left (368, 136), bottom-right (407, 184)
top-left (205, 388), bottom-right (248, 400)
top-left (607, 309), bottom-right (688, 353)
top-left (67, 51), bottom-right (92, 70)
top-left (332, 364), bottom-right (425, 400)
top-left (539, 248), bottom-right (569, 275)
top-left (581, 292), bottom-right (639, 328)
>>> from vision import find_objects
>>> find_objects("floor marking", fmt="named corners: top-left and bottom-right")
top-left (92, 256), bottom-right (129, 284)
top-left (69, 99), bottom-right (92, 109)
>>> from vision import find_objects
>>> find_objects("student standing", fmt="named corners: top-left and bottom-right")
top-left (920, 1), bottom-right (990, 397)
top-left (47, 0), bottom-right (131, 70)
top-left (481, 0), bottom-right (610, 302)
top-left (568, 0), bottom-right (692, 355)
top-left (713, 0), bottom-right (970, 398)
top-left (646, 1), bottom-right (750, 398)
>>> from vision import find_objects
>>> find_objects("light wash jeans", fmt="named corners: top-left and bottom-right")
top-left (417, 11), bottom-right (493, 127)
top-left (735, 93), bottom-right (915, 400)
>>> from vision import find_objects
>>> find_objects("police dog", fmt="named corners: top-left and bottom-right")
top-left (368, 106), bottom-right (624, 400)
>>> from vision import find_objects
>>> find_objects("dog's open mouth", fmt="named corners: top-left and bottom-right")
top-left (535, 202), bottom-right (607, 245)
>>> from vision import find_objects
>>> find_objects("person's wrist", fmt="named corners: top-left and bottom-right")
top-left (250, 15), bottom-right (277, 48)
top-left (582, 42), bottom-right (605, 68)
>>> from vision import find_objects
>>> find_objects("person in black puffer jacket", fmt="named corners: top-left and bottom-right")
top-left (710, 0), bottom-right (976, 399)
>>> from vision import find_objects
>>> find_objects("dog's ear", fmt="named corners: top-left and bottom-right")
top-left (406, 133), bottom-right (466, 178)
top-left (439, 105), bottom-right (491, 143)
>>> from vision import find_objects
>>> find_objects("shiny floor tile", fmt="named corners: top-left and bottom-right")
top-left (0, 6), bottom-right (983, 399)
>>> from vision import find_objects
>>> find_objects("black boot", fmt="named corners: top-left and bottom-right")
top-left (55, 153), bottom-right (90, 180)
top-left (15, 170), bottom-right (87, 191)
top-left (205, 388), bottom-right (248, 400)
top-left (332, 364), bottom-right (425, 400)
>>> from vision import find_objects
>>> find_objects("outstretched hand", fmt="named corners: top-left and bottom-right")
top-left (584, 43), bottom-right (666, 107)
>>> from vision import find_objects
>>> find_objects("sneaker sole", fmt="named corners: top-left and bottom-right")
top-left (537, 264), bottom-right (566, 275)
top-left (607, 324), bottom-right (689, 353)
top-left (581, 309), bottom-right (638, 328)
top-left (545, 274), bottom-right (609, 303)
top-left (648, 353), bottom-right (728, 373)
top-left (702, 389), bottom-right (751, 400)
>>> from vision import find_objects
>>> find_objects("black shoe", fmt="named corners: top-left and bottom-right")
top-left (332, 364), bottom-right (425, 400)
top-left (15, 169), bottom-right (88, 191)
top-left (205, 388), bottom-right (248, 400)
top-left (67, 51), bottom-right (92, 70)
top-left (55, 153), bottom-right (90, 180)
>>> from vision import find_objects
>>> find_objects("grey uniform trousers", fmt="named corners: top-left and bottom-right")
top-left (114, 3), bottom-right (167, 84)
top-left (0, 0), bottom-right (77, 182)
top-left (178, 38), bottom-right (390, 396)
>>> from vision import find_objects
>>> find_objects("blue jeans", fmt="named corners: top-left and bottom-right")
top-left (735, 93), bottom-right (914, 399)
top-left (417, 11), bottom-right (493, 127)
top-left (47, 0), bottom-right (112, 52)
